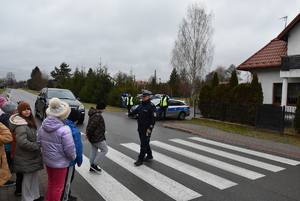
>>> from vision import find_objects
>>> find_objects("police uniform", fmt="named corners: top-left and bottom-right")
top-left (125, 94), bottom-right (134, 113)
top-left (128, 90), bottom-right (156, 166)
top-left (158, 93), bottom-right (169, 121)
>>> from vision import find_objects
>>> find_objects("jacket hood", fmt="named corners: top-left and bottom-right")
top-left (41, 116), bottom-right (65, 133)
top-left (88, 107), bottom-right (100, 117)
top-left (9, 114), bottom-right (27, 132)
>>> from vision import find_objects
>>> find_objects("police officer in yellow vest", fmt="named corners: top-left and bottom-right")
top-left (125, 94), bottom-right (134, 113)
top-left (158, 92), bottom-right (169, 121)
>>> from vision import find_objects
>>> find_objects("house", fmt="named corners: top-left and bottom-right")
top-left (237, 13), bottom-right (300, 110)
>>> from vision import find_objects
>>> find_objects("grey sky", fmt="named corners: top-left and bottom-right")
top-left (1, 0), bottom-right (299, 82)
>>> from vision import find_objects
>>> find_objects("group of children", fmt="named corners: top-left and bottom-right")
top-left (0, 96), bottom-right (108, 201)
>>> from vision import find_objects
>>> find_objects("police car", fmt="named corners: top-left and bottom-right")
top-left (130, 98), bottom-right (190, 120)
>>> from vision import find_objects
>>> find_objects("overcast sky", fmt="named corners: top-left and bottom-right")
top-left (1, 0), bottom-right (299, 82)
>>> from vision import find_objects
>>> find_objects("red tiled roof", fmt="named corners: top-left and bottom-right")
top-left (236, 13), bottom-right (300, 71)
top-left (236, 39), bottom-right (287, 71)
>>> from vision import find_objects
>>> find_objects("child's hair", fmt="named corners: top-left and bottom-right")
top-left (19, 112), bottom-right (37, 129)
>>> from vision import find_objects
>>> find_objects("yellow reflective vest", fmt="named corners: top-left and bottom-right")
top-left (126, 97), bottom-right (134, 106)
top-left (160, 96), bottom-right (168, 106)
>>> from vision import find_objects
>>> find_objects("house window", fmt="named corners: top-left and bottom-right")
top-left (273, 83), bottom-right (300, 105)
top-left (287, 83), bottom-right (300, 104)
top-left (273, 83), bottom-right (282, 105)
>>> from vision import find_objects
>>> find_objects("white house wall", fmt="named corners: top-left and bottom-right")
top-left (252, 68), bottom-right (281, 104)
top-left (252, 68), bottom-right (300, 104)
top-left (287, 24), bottom-right (300, 55)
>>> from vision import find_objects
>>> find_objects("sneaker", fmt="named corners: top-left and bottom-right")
top-left (90, 163), bottom-right (101, 173)
top-left (33, 195), bottom-right (44, 201)
top-left (68, 195), bottom-right (77, 201)
top-left (134, 160), bottom-right (143, 166)
top-left (144, 155), bottom-right (153, 161)
top-left (3, 180), bottom-right (15, 186)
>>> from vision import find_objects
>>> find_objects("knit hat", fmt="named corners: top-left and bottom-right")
top-left (96, 100), bottom-right (107, 110)
top-left (68, 108), bottom-right (80, 122)
top-left (46, 98), bottom-right (70, 120)
top-left (0, 97), bottom-right (7, 107)
top-left (1, 101), bottom-right (17, 114)
top-left (18, 101), bottom-right (31, 114)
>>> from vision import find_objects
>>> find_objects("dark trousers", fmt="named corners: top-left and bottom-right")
top-left (138, 131), bottom-right (152, 161)
top-left (127, 105), bottom-right (133, 113)
top-left (158, 106), bottom-right (167, 120)
top-left (15, 173), bottom-right (23, 194)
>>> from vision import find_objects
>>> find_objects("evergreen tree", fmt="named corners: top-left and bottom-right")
top-left (79, 66), bottom-right (113, 104)
top-left (168, 68), bottom-right (180, 97)
top-left (229, 69), bottom-right (239, 88)
top-left (211, 72), bottom-right (219, 88)
top-left (62, 67), bottom-right (86, 97)
top-left (250, 72), bottom-right (263, 104)
top-left (50, 62), bottom-right (72, 87)
top-left (27, 66), bottom-right (44, 91)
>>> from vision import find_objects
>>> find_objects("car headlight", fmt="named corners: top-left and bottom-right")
top-left (78, 104), bottom-right (85, 110)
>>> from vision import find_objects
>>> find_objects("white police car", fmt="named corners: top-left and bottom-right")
top-left (130, 98), bottom-right (190, 120)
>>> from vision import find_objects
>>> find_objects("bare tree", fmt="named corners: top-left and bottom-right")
top-left (215, 66), bottom-right (227, 82)
top-left (171, 3), bottom-right (214, 103)
top-left (5, 72), bottom-right (16, 87)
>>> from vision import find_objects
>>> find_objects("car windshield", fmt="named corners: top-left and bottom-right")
top-left (47, 90), bottom-right (76, 99)
top-left (151, 99), bottom-right (160, 105)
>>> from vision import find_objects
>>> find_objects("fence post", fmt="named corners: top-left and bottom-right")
top-left (255, 105), bottom-right (258, 128)
top-left (281, 106), bottom-right (285, 133)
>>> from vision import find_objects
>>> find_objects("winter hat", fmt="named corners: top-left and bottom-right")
top-left (0, 97), bottom-right (7, 107)
top-left (68, 108), bottom-right (80, 122)
top-left (96, 100), bottom-right (107, 110)
top-left (18, 101), bottom-right (31, 114)
top-left (46, 98), bottom-right (70, 120)
top-left (1, 101), bottom-right (17, 114)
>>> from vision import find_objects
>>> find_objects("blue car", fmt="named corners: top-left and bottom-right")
top-left (130, 98), bottom-right (190, 120)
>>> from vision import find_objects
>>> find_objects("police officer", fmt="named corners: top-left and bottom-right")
top-left (125, 93), bottom-right (134, 113)
top-left (127, 90), bottom-right (157, 166)
top-left (158, 92), bottom-right (169, 121)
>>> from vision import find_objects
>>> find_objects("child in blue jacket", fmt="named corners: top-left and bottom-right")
top-left (62, 109), bottom-right (83, 201)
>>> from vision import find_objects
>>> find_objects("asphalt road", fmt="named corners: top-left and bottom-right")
top-left (7, 89), bottom-right (300, 201)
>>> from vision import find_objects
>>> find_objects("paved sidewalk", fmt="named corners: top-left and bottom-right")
top-left (1, 122), bottom-right (300, 200)
top-left (0, 168), bottom-right (47, 201)
top-left (163, 123), bottom-right (300, 158)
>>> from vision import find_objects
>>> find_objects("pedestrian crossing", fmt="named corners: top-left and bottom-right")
top-left (77, 136), bottom-right (300, 201)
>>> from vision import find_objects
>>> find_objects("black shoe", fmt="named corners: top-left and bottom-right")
top-left (145, 155), bottom-right (153, 161)
top-left (3, 180), bottom-right (15, 186)
top-left (90, 163), bottom-right (101, 173)
top-left (34, 195), bottom-right (44, 201)
top-left (134, 160), bottom-right (143, 166)
top-left (14, 191), bottom-right (22, 196)
top-left (68, 195), bottom-right (77, 201)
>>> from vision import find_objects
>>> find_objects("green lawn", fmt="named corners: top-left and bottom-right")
top-left (176, 118), bottom-right (300, 146)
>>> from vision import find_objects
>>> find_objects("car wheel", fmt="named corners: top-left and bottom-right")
top-left (178, 112), bottom-right (186, 120)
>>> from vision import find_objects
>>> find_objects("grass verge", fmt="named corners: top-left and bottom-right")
top-left (176, 118), bottom-right (300, 147)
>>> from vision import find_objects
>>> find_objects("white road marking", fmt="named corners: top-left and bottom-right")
top-left (122, 142), bottom-right (237, 190)
top-left (76, 155), bottom-right (142, 201)
top-left (189, 137), bottom-right (300, 166)
top-left (151, 141), bottom-right (265, 180)
top-left (108, 145), bottom-right (201, 200)
top-left (170, 139), bottom-right (285, 172)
